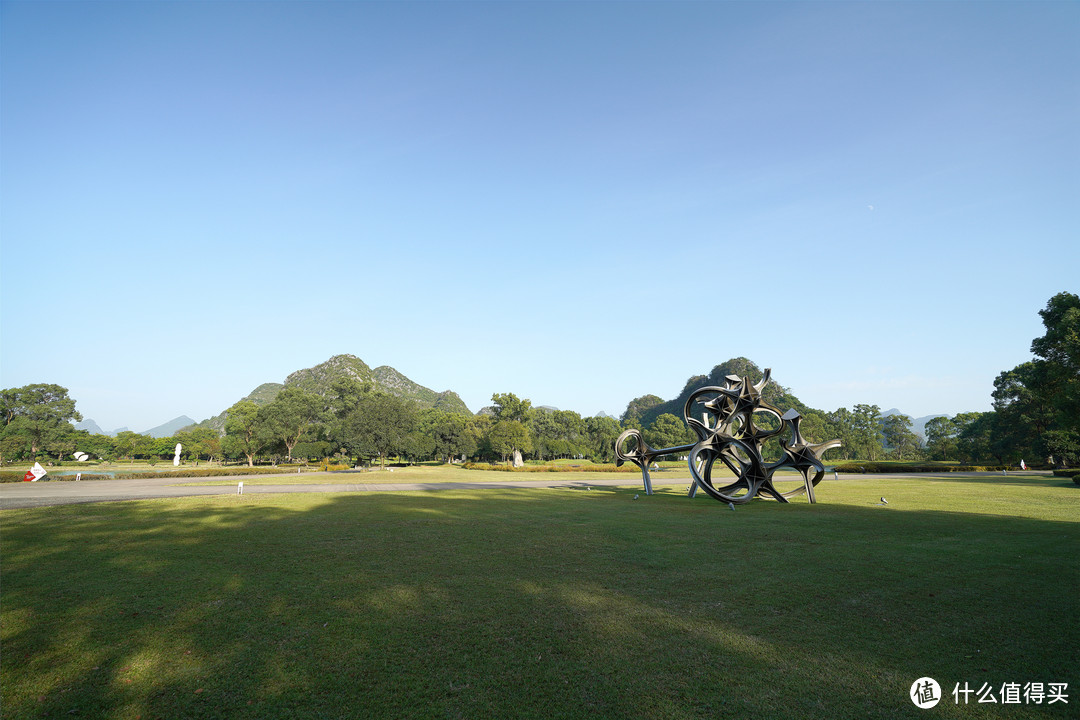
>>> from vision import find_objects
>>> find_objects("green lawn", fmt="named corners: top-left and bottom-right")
top-left (1, 474), bottom-right (1076, 719)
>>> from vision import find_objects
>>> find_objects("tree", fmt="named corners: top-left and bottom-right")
top-left (224, 401), bottom-right (271, 467)
top-left (983, 293), bottom-right (1080, 467)
top-left (261, 387), bottom-right (323, 462)
top-left (956, 412), bottom-right (1003, 463)
top-left (825, 407), bottom-right (857, 460)
top-left (851, 405), bottom-right (884, 461)
top-left (113, 431), bottom-right (150, 463)
top-left (175, 426), bottom-right (221, 463)
top-left (488, 419), bottom-right (532, 464)
top-left (528, 408), bottom-right (560, 461)
top-left (644, 413), bottom-right (694, 458)
top-left (491, 393), bottom-right (532, 423)
top-left (924, 416), bottom-right (958, 461)
top-left (882, 414), bottom-right (921, 460)
top-left (0, 384), bottom-right (82, 458)
top-left (620, 394), bottom-right (664, 429)
top-left (339, 393), bottom-right (417, 468)
top-left (584, 415), bottom-right (621, 463)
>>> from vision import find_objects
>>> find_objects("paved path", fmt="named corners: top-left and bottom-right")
top-left (0, 470), bottom-right (1051, 510)
top-left (0, 472), bottom-right (689, 509)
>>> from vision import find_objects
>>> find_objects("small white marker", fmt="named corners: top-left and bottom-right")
top-left (238, 481), bottom-right (244, 495)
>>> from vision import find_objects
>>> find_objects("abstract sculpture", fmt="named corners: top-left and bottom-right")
top-left (615, 369), bottom-right (840, 504)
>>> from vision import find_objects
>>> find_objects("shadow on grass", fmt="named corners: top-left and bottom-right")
top-left (2, 489), bottom-right (1076, 719)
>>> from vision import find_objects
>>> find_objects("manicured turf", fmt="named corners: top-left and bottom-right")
top-left (2, 474), bottom-right (1076, 719)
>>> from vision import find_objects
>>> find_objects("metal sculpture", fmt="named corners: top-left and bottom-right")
top-left (615, 369), bottom-right (840, 504)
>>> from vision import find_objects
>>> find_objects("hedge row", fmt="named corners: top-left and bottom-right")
top-left (462, 462), bottom-right (638, 473)
top-left (832, 463), bottom-right (1012, 473)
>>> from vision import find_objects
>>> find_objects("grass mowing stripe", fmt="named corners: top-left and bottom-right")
top-left (2, 476), bottom-right (1076, 719)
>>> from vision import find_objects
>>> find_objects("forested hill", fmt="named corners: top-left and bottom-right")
top-left (621, 357), bottom-right (814, 428)
top-left (188, 354), bottom-right (470, 432)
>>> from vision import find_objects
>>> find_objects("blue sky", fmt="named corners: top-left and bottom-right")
top-left (2, 1), bottom-right (1077, 432)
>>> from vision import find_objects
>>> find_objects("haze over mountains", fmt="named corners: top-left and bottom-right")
top-left (74, 354), bottom-right (952, 439)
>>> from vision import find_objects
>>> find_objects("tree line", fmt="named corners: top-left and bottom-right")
top-left (3, 293), bottom-right (1075, 469)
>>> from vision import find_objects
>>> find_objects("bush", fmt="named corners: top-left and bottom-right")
top-left (1073, 473), bottom-right (1080, 486)
top-left (461, 462), bottom-right (638, 473)
top-left (833, 463), bottom-right (1011, 474)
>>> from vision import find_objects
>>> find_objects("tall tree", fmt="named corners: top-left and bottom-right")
top-left (420, 409), bottom-right (480, 463)
top-left (644, 413), bottom-right (695, 457)
top-left (488, 419), bottom-right (532, 464)
top-left (882, 414), bottom-right (921, 460)
top-left (340, 393), bottom-right (417, 468)
top-left (584, 415), bottom-right (622, 463)
top-left (261, 387), bottom-right (323, 462)
top-left (924, 416), bottom-right (958, 461)
top-left (0, 384), bottom-right (82, 458)
top-left (491, 393), bottom-right (532, 423)
top-left (851, 404), bottom-right (884, 461)
top-left (224, 401), bottom-right (270, 467)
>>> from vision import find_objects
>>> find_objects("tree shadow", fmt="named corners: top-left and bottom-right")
top-left (2, 489), bottom-right (1076, 719)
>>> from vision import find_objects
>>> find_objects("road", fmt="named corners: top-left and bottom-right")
top-left (0, 471), bottom-right (694, 509)
top-left (0, 470), bottom-right (1049, 510)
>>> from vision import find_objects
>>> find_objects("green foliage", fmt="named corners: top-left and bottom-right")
top-left (833, 462), bottom-right (1011, 473)
top-left (259, 386), bottom-right (323, 462)
top-left (989, 292), bottom-right (1080, 467)
top-left (490, 392), bottom-right (532, 423)
top-left (460, 461), bottom-right (636, 472)
top-left (223, 400), bottom-right (271, 467)
top-left (0, 383), bottom-right (83, 461)
top-left (337, 392), bottom-right (418, 467)
top-left (642, 413), bottom-right (694, 458)
top-left (881, 414), bottom-right (922, 460)
top-left (487, 419), bottom-right (532, 462)
top-left (619, 394), bottom-right (663, 429)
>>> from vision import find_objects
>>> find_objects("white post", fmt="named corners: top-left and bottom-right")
top-left (238, 481), bottom-right (244, 495)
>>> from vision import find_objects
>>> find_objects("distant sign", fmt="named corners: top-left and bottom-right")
top-left (23, 462), bottom-right (47, 482)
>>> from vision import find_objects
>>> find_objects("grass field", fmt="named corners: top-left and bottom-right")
top-left (2, 474), bottom-right (1076, 719)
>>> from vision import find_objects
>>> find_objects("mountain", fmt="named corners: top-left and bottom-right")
top-left (143, 416), bottom-right (197, 438)
top-left (882, 409), bottom-right (950, 440)
top-left (190, 354), bottom-right (472, 433)
top-left (74, 418), bottom-right (106, 435)
top-left (286, 355), bottom-right (471, 414)
top-left (185, 383), bottom-right (285, 434)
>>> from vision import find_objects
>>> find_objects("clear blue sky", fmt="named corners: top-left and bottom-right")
top-left (2, 1), bottom-right (1077, 432)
